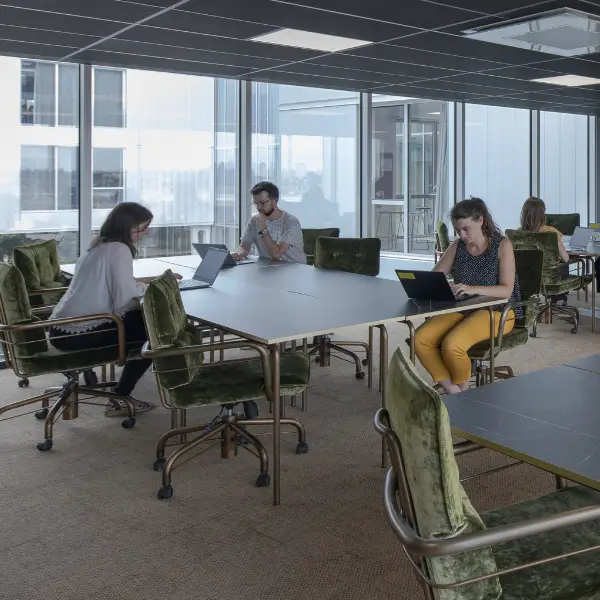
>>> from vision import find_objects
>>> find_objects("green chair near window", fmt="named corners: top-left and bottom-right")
top-left (466, 248), bottom-right (542, 385)
top-left (545, 213), bottom-right (580, 236)
top-left (12, 239), bottom-right (70, 310)
top-left (0, 263), bottom-right (139, 450)
top-left (141, 270), bottom-right (310, 500)
top-left (301, 227), bottom-right (340, 266)
top-left (310, 236), bottom-right (381, 381)
top-left (434, 221), bottom-right (451, 263)
top-left (375, 347), bottom-right (600, 600)
top-left (506, 229), bottom-right (586, 335)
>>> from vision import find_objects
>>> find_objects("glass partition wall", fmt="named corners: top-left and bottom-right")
top-left (371, 97), bottom-right (451, 255)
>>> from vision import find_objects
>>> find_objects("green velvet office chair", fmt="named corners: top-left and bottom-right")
top-left (0, 263), bottom-right (139, 450)
top-left (12, 239), bottom-right (73, 388)
top-left (302, 227), bottom-right (340, 266)
top-left (466, 248), bottom-right (542, 385)
top-left (141, 270), bottom-right (310, 500)
top-left (545, 213), bottom-right (580, 236)
top-left (375, 347), bottom-right (600, 600)
top-left (506, 229), bottom-right (586, 335)
top-left (310, 236), bottom-right (381, 380)
top-left (434, 221), bottom-right (451, 263)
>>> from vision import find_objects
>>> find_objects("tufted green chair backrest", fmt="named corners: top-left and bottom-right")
top-left (0, 264), bottom-right (48, 369)
top-left (13, 240), bottom-right (68, 307)
top-left (437, 221), bottom-right (451, 252)
top-left (505, 230), bottom-right (561, 287)
top-left (314, 237), bottom-right (381, 276)
top-left (545, 213), bottom-right (579, 236)
top-left (142, 270), bottom-right (205, 390)
top-left (302, 228), bottom-right (340, 266)
top-left (386, 347), bottom-right (501, 600)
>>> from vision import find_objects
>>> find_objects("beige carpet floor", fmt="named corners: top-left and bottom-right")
top-left (0, 313), bottom-right (598, 600)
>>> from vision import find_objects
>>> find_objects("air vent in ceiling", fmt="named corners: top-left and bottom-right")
top-left (462, 8), bottom-right (600, 56)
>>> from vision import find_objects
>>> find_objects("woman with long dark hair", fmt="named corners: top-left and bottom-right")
top-left (49, 202), bottom-right (164, 415)
top-left (415, 198), bottom-right (521, 395)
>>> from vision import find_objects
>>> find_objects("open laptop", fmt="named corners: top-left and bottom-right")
top-left (395, 270), bottom-right (478, 303)
top-left (564, 226), bottom-right (594, 251)
top-left (193, 243), bottom-right (256, 267)
top-left (178, 247), bottom-right (228, 291)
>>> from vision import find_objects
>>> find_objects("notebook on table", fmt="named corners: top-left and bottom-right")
top-left (193, 243), bottom-right (256, 267)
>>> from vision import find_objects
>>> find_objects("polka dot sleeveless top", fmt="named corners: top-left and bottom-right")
top-left (454, 235), bottom-right (522, 317)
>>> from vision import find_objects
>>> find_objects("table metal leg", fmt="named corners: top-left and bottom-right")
top-left (301, 338), bottom-right (308, 412)
top-left (270, 343), bottom-right (281, 506)
top-left (592, 259), bottom-right (597, 333)
top-left (367, 326), bottom-right (374, 389)
top-left (376, 324), bottom-right (389, 468)
top-left (488, 307), bottom-right (495, 385)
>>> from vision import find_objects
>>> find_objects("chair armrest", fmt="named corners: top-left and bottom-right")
top-left (141, 340), bottom-right (276, 402)
top-left (496, 299), bottom-right (535, 349)
top-left (0, 313), bottom-right (127, 365)
top-left (26, 286), bottom-right (70, 297)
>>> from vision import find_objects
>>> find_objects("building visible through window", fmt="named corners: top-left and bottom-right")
top-left (93, 148), bottom-right (124, 208)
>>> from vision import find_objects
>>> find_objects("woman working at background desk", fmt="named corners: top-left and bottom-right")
top-left (415, 198), bottom-right (521, 395)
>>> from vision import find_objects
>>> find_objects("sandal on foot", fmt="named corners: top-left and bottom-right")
top-left (104, 399), bottom-right (155, 417)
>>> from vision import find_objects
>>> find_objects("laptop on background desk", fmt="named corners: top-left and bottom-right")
top-left (564, 227), bottom-right (594, 251)
top-left (193, 243), bottom-right (256, 267)
top-left (178, 247), bottom-right (228, 291)
top-left (395, 270), bottom-right (478, 303)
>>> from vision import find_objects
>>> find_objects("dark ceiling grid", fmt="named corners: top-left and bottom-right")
top-left (1, 0), bottom-right (600, 113)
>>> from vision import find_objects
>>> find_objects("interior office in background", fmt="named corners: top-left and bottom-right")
top-left (0, 54), bottom-right (597, 266)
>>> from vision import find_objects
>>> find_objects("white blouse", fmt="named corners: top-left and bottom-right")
top-left (51, 242), bottom-right (148, 333)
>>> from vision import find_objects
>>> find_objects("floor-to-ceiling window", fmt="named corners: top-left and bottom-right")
top-left (464, 104), bottom-right (530, 232)
top-left (250, 83), bottom-right (359, 237)
top-left (371, 96), bottom-right (450, 255)
top-left (0, 57), bottom-right (79, 262)
top-left (540, 111), bottom-right (589, 225)
top-left (91, 67), bottom-right (238, 257)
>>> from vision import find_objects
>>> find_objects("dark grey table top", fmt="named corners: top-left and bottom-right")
top-left (564, 354), bottom-right (600, 375)
top-left (66, 256), bottom-right (507, 345)
top-left (444, 366), bottom-right (600, 490)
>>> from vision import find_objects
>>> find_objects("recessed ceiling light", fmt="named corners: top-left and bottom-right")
top-left (531, 74), bottom-right (600, 86)
top-left (250, 28), bottom-right (371, 52)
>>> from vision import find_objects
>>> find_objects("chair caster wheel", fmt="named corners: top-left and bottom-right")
top-left (362, 358), bottom-right (369, 365)
top-left (355, 371), bottom-right (365, 380)
top-left (121, 417), bottom-right (136, 429)
top-left (35, 408), bottom-right (49, 420)
top-left (571, 327), bottom-right (578, 334)
top-left (157, 485), bottom-right (173, 500)
top-left (18, 378), bottom-right (29, 388)
top-left (529, 332), bottom-right (537, 338)
top-left (153, 458), bottom-right (166, 472)
top-left (256, 472), bottom-right (270, 487)
top-left (296, 441), bottom-right (309, 454)
top-left (83, 370), bottom-right (98, 386)
top-left (37, 439), bottom-right (53, 452)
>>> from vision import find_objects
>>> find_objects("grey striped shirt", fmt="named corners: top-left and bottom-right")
top-left (241, 211), bottom-right (306, 264)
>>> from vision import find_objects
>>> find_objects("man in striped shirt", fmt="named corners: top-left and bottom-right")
top-left (232, 181), bottom-right (307, 264)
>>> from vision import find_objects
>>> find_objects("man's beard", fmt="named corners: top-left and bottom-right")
top-left (261, 208), bottom-right (275, 217)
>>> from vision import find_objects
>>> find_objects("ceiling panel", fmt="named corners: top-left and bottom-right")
top-left (2, 0), bottom-right (162, 22)
top-left (99, 38), bottom-right (288, 70)
top-left (0, 0), bottom-right (598, 116)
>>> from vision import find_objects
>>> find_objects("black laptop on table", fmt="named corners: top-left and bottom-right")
top-left (178, 247), bottom-right (228, 291)
top-left (193, 243), bottom-right (256, 267)
top-left (395, 270), bottom-right (478, 302)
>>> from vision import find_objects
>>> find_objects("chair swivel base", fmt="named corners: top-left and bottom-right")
top-left (34, 373), bottom-right (137, 452)
top-left (308, 335), bottom-right (367, 379)
top-left (153, 405), bottom-right (308, 500)
top-left (532, 300), bottom-right (579, 336)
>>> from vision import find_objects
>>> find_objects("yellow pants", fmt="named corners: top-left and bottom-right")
top-left (414, 309), bottom-right (515, 384)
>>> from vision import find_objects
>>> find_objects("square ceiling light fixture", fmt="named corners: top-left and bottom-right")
top-left (462, 8), bottom-right (600, 56)
top-left (250, 28), bottom-right (371, 52)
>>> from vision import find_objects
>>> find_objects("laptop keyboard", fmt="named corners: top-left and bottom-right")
top-left (179, 279), bottom-right (198, 289)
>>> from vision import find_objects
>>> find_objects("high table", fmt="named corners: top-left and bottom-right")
top-left (444, 365), bottom-right (600, 491)
top-left (63, 257), bottom-right (506, 505)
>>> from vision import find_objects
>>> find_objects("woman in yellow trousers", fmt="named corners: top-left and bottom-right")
top-left (415, 198), bottom-right (521, 395)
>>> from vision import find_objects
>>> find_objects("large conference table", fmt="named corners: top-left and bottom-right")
top-left (64, 254), bottom-right (506, 505)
